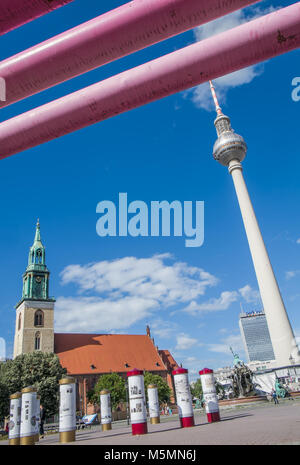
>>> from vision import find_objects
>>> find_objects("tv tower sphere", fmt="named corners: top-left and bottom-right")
top-left (209, 80), bottom-right (300, 368)
top-left (213, 113), bottom-right (247, 166)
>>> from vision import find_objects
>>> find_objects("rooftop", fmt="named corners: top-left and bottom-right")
top-left (54, 333), bottom-right (171, 376)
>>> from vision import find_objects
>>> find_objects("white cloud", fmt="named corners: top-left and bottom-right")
top-left (55, 255), bottom-right (218, 332)
top-left (149, 318), bottom-right (178, 339)
top-left (183, 290), bottom-right (238, 315)
top-left (207, 334), bottom-right (246, 359)
top-left (175, 333), bottom-right (199, 351)
top-left (285, 271), bottom-right (299, 280)
top-left (297, 239), bottom-right (300, 244)
top-left (239, 285), bottom-right (260, 304)
top-left (189, 5), bottom-right (279, 111)
top-left (55, 295), bottom-right (157, 333)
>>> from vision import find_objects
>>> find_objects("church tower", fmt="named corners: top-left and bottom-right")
top-left (13, 220), bottom-right (55, 358)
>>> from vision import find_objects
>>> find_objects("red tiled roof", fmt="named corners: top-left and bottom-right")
top-left (54, 333), bottom-right (168, 376)
top-left (158, 349), bottom-right (178, 371)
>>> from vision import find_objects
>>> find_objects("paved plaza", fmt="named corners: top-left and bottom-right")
top-left (2, 400), bottom-right (300, 446)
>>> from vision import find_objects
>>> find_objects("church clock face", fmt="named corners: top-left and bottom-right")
top-left (33, 276), bottom-right (43, 299)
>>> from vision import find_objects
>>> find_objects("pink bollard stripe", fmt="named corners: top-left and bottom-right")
top-left (0, 3), bottom-right (299, 160)
top-left (0, 0), bottom-right (260, 108)
top-left (0, 0), bottom-right (74, 36)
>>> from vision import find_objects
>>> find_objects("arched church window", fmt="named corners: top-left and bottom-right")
top-left (18, 313), bottom-right (21, 331)
top-left (34, 332), bottom-right (41, 350)
top-left (34, 310), bottom-right (44, 327)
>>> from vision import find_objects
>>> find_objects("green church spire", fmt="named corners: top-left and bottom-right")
top-left (27, 218), bottom-right (46, 269)
top-left (18, 220), bottom-right (55, 305)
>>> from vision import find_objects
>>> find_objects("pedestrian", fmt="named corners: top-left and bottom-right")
top-left (39, 404), bottom-right (46, 438)
top-left (5, 422), bottom-right (9, 435)
top-left (271, 389), bottom-right (279, 405)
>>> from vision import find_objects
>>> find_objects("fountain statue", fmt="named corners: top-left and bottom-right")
top-left (275, 379), bottom-right (290, 398)
top-left (229, 347), bottom-right (256, 398)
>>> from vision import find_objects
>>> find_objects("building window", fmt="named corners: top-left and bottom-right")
top-left (34, 332), bottom-right (41, 350)
top-left (18, 313), bottom-right (22, 331)
top-left (34, 310), bottom-right (44, 327)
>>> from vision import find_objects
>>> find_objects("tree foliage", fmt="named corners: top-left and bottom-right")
top-left (88, 372), bottom-right (172, 410)
top-left (90, 373), bottom-right (126, 409)
top-left (0, 352), bottom-right (67, 417)
top-left (190, 378), bottom-right (203, 399)
top-left (143, 372), bottom-right (171, 403)
top-left (0, 378), bottom-right (9, 422)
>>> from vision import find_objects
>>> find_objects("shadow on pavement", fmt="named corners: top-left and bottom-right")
top-left (220, 413), bottom-right (253, 422)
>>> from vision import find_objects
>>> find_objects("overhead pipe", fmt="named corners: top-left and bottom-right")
top-left (0, 0), bottom-right (261, 107)
top-left (0, 3), bottom-right (299, 160)
top-left (0, 0), bottom-right (74, 36)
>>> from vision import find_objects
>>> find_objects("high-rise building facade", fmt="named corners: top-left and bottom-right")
top-left (239, 312), bottom-right (275, 363)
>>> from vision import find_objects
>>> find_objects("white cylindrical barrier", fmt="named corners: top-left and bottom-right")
top-left (9, 392), bottom-right (22, 445)
top-left (100, 389), bottom-right (112, 431)
top-left (59, 377), bottom-right (76, 443)
top-left (20, 386), bottom-right (37, 445)
top-left (172, 367), bottom-right (194, 428)
top-left (127, 369), bottom-right (148, 435)
top-left (147, 384), bottom-right (160, 424)
top-left (35, 395), bottom-right (40, 441)
top-left (199, 368), bottom-right (220, 423)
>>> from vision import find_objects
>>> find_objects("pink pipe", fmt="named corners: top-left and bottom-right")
top-left (0, 0), bottom-right (260, 108)
top-left (0, 3), bottom-right (299, 160)
top-left (0, 0), bottom-right (74, 36)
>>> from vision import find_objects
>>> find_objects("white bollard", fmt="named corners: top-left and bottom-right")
top-left (20, 386), bottom-right (37, 445)
top-left (147, 384), bottom-right (160, 424)
top-left (127, 369), bottom-right (148, 435)
top-left (100, 389), bottom-right (112, 431)
top-left (172, 367), bottom-right (194, 428)
top-left (199, 368), bottom-right (220, 423)
top-left (9, 392), bottom-right (22, 445)
top-left (59, 377), bottom-right (76, 443)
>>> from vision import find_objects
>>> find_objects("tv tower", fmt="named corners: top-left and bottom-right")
top-left (209, 80), bottom-right (300, 368)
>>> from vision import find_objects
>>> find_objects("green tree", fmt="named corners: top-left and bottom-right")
top-left (143, 372), bottom-right (171, 403)
top-left (190, 378), bottom-right (202, 399)
top-left (0, 379), bottom-right (9, 422)
top-left (0, 352), bottom-right (67, 417)
top-left (90, 373), bottom-right (126, 409)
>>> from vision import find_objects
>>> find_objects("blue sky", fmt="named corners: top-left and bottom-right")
top-left (0, 0), bottom-right (299, 379)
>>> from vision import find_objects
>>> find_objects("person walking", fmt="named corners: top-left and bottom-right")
top-left (39, 404), bottom-right (46, 438)
top-left (271, 389), bottom-right (279, 405)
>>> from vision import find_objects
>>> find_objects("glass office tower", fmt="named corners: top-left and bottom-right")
top-left (239, 312), bottom-right (275, 362)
